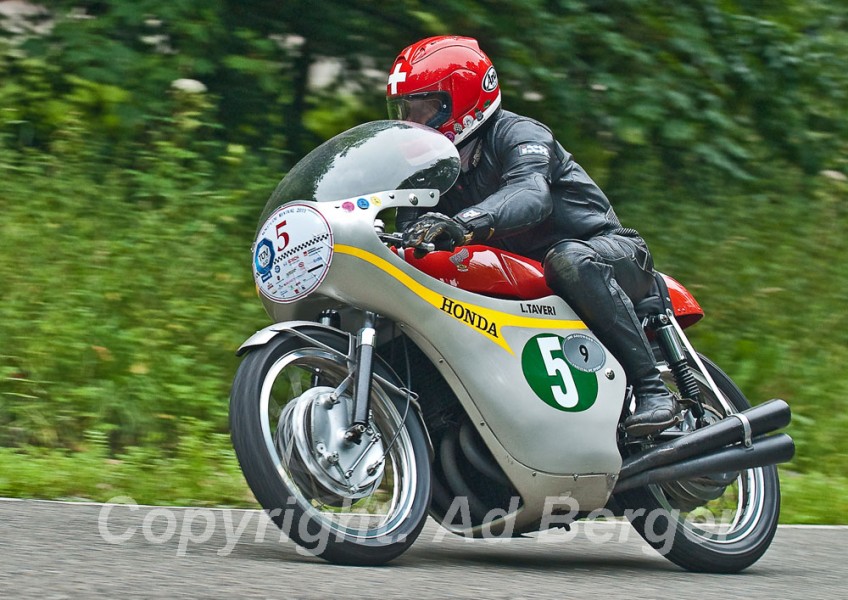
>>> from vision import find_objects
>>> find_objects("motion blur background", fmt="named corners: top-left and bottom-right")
top-left (0, 1), bottom-right (845, 522)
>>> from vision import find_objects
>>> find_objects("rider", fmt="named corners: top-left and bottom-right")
top-left (387, 35), bottom-right (681, 437)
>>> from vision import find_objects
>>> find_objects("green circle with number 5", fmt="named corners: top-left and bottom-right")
top-left (521, 334), bottom-right (599, 412)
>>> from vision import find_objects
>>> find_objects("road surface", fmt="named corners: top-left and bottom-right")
top-left (0, 499), bottom-right (844, 599)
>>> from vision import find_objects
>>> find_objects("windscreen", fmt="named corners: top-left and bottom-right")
top-left (259, 120), bottom-right (460, 224)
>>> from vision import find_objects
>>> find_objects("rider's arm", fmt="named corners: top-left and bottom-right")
top-left (455, 117), bottom-right (558, 242)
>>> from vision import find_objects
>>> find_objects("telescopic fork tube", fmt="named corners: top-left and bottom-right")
top-left (347, 311), bottom-right (378, 443)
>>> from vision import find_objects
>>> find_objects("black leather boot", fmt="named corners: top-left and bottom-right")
top-left (543, 237), bottom-right (681, 437)
top-left (624, 368), bottom-right (682, 437)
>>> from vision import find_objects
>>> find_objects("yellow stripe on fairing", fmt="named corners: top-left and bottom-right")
top-left (334, 244), bottom-right (586, 354)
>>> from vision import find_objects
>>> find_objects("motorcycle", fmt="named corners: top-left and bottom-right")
top-left (230, 120), bottom-right (795, 571)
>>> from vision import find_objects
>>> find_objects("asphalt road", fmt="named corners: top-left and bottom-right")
top-left (0, 498), bottom-right (844, 599)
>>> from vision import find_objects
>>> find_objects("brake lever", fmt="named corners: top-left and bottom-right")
top-left (378, 233), bottom-right (435, 253)
top-left (378, 233), bottom-right (404, 247)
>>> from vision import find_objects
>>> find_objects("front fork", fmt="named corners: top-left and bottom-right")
top-left (319, 310), bottom-right (378, 444)
top-left (349, 311), bottom-right (378, 442)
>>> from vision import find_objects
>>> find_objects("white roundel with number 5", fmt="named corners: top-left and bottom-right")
top-left (253, 203), bottom-right (333, 303)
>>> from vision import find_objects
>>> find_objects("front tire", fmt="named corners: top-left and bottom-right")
top-left (230, 328), bottom-right (431, 565)
top-left (616, 353), bottom-right (781, 573)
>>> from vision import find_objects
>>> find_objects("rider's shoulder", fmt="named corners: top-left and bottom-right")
top-left (486, 110), bottom-right (558, 165)
top-left (489, 109), bottom-right (554, 142)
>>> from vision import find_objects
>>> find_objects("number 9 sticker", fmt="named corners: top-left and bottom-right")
top-left (253, 203), bottom-right (333, 303)
top-left (561, 333), bottom-right (606, 373)
top-left (521, 334), bottom-right (601, 412)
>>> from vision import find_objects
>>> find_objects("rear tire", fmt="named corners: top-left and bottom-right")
top-left (230, 328), bottom-right (431, 565)
top-left (616, 353), bottom-right (781, 573)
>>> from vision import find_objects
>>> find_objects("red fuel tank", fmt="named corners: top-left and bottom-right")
top-left (397, 245), bottom-right (703, 327)
top-left (397, 245), bottom-right (553, 300)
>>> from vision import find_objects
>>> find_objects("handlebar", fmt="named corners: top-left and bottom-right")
top-left (378, 232), bottom-right (435, 253)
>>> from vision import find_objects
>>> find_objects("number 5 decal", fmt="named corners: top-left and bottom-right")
top-left (536, 336), bottom-right (578, 408)
top-left (275, 220), bottom-right (290, 251)
top-left (521, 334), bottom-right (599, 412)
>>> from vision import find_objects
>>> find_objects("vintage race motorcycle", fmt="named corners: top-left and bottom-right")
top-left (230, 120), bottom-right (795, 571)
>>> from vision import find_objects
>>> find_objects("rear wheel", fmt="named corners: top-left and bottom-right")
top-left (616, 353), bottom-right (781, 572)
top-left (230, 328), bottom-right (431, 565)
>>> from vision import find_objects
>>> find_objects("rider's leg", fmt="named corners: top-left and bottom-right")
top-left (543, 235), bottom-right (681, 437)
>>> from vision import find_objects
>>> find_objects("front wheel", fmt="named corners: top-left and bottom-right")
top-left (616, 353), bottom-right (781, 573)
top-left (230, 328), bottom-right (431, 565)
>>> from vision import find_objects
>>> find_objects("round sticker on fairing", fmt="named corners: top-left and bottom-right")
top-left (562, 334), bottom-right (606, 373)
top-left (253, 203), bottom-right (333, 303)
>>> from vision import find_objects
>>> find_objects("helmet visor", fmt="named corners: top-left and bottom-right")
top-left (387, 93), bottom-right (451, 130)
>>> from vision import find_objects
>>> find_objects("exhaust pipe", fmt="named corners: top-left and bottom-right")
top-left (614, 433), bottom-right (795, 493)
top-left (619, 399), bottom-right (791, 480)
top-left (614, 399), bottom-right (794, 494)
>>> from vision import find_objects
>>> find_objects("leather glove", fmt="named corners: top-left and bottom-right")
top-left (402, 212), bottom-right (470, 258)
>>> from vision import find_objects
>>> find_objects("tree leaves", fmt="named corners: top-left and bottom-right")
top-left (1, 0), bottom-right (846, 188)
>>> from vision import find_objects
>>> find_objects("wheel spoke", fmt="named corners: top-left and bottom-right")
top-left (260, 348), bottom-right (417, 539)
top-left (654, 361), bottom-right (766, 544)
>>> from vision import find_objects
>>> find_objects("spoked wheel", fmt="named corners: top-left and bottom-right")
top-left (616, 353), bottom-right (781, 573)
top-left (230, 328), bottom-right (431, 565)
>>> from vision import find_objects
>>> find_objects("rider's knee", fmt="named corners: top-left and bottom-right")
top-left (544, 240), bottom-right (598, 291)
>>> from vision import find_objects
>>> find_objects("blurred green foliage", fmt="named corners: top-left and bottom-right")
top-left (5, 0), bottom-right (846, 180)
top-left (1, 1), bottom-right (847, 522)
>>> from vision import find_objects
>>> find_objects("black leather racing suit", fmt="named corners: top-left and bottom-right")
top-left (398, 109), bottom-right (659, 382)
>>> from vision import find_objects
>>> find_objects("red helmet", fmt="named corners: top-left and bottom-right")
top-left (387, 36), bottom-right (501, 146)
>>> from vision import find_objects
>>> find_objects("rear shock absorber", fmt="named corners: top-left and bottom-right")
top-left (651, 313), bottom-right (704, 419)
